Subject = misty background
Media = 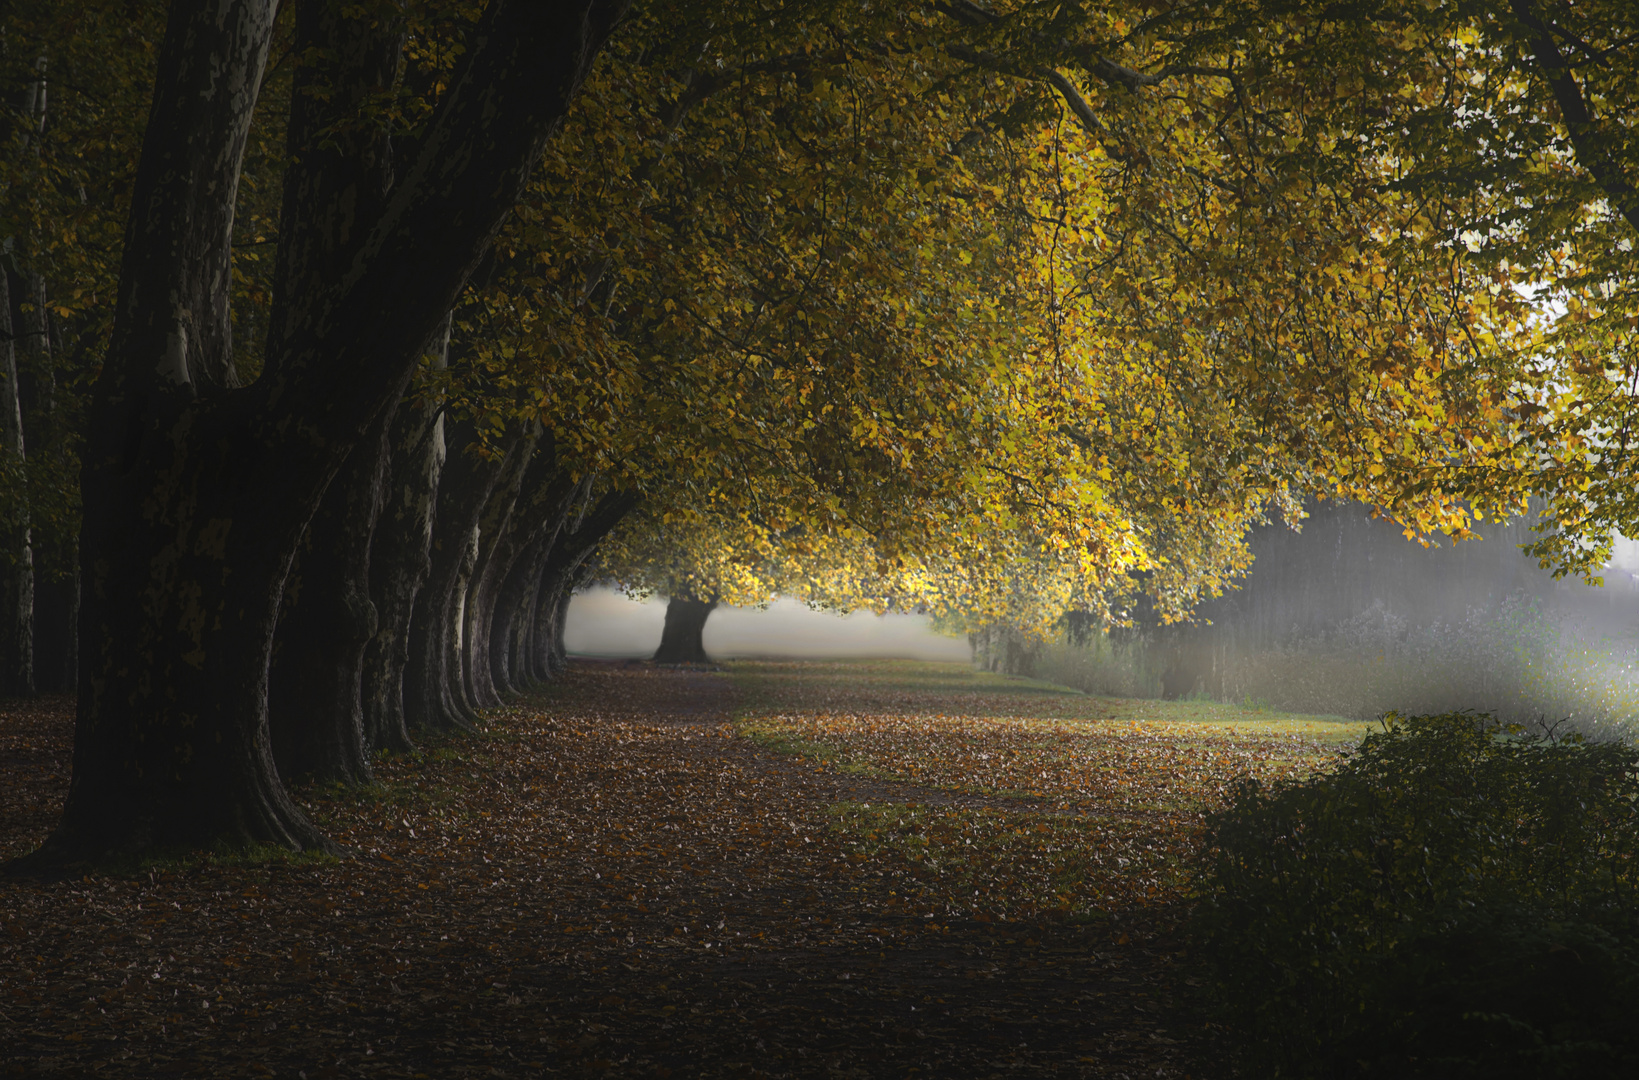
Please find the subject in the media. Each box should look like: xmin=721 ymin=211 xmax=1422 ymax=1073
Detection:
xmin=1029 ymin=502 xmax=1639 ymax=735
xmin=569 ymin=502 xmax=1639 ymax=735
xmin=564 ymin=590 xmax=970 ymax=662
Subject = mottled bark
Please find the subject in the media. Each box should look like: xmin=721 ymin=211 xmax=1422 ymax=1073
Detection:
xmin=654 ymin=595 xmax=718 ymax=665
xmin=0 ymin=269 xmax=31 ymax=699
xmin=403 ymin=421 xmax=518 ymax=733
xmin=493 ymin=533 xmax=557 ymax=693
xmin=267 ymin=401 xmax=396 ymax=785
xmin=249 ymin=0 xmax=401 ymax=777
xmin=22 ymin=0 xmax=627 ymax=868
xmin=360 ymin=329 xmax=449 ymax=756
xmin=530 ymin=567 xmax=570 ymax=682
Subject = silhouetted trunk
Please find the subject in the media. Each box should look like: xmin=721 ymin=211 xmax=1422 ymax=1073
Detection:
xmin=268 ymin=402 xmax=396 ymax=784
xmin=485 ymin=466 xmax=582 ymax=696
xmin=460 ymin=429 xmax=538 ymax=710
xmin=404 ymin=421 xmax=518 ymax=732
xmin=31 ymin=570 xmax=75 ymax=693
xmin=654 ymin=595 xmax=718 ymax=664
xmin=525 ymin=489 xmax=637 ymax=679
xmin=0 ymin=270 xmax=31 ymax=699
xmin=19 ymin=0 xmax=626 ymax=869
xmin=360 ymin=332 xmax=448 ymax=755
xmin=547 ymin=564 xmax=592 ymax=675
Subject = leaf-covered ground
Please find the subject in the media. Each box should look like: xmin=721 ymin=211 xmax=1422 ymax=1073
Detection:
xmin=0 ymin=660 xmax=1361 ymax=1078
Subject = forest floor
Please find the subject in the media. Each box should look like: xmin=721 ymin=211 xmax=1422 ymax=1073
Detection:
xmin=0 ymin=659 xmax=1365 ymax=1079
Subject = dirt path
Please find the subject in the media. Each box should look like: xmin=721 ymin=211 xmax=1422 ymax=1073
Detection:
xmin=0 ymin=662 xmax=1215 ymax=1079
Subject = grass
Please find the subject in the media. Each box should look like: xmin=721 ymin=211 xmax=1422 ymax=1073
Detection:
xmin=726 ymin=658 xmax=1364 ymax=919
xmin=733 ymin=656 xmax=1366 ymax=731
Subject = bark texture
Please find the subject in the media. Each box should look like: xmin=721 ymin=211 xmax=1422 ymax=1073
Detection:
xmin=479 ymin=455 xmax=583 ymax=697
xmin=403 ymin=422 xmax=517 ymax=733
xmin=524 ymin=490 xmax=638 ymax=679
xmin=360 ymin=334 xmax=448 ymax=756
xmin=267 ymin=403 xmax=395 ymax=785
xmin=24 ymin=0 xmax=627 ymax=868
xmin=460 ymin=429 xmax=540 ymax=711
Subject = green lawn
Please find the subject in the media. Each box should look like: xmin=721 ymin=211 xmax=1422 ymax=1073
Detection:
xmin=725 ymin=658 xmax=1366 ymax=918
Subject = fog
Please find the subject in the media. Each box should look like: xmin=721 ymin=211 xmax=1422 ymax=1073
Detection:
xmin=564 ymin=587 xmax=971 ymax=662
xmin=1031 ymin=502 xmax=1639 ymax=736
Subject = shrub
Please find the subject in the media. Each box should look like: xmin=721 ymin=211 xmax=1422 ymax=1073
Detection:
xmin=1193 ymin=712 xmax=1639 ymax=1078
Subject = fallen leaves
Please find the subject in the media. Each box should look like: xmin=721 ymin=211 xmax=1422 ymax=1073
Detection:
xmin=732 ymin=661 xmax=1345 ymax=924
xmin=0 ymin=660 xmax=1279 ymax=1078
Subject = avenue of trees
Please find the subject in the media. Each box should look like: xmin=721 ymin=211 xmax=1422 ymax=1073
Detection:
xmin=0 ymin=0 xmax=1633 ymax=869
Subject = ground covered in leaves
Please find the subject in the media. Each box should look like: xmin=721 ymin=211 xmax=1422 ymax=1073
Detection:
xmin=1 ymin=660 xmax=1362 ymax=1078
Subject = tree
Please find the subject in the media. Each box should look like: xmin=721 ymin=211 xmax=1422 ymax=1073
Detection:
xmin=0 ymin=1 xmax=168 ymax=696
xmin=1224 ymin=0 xmax=1639 ymax=577
xmin=596 ymin=506 xmax=791 ymax=665
xmin=15 ymin=0 xmax=1606 ymax=872
xmin=19 ymin=0 xmax=628 ymax=868
xmin=558 ymin=0 xmax=1552 ymax=671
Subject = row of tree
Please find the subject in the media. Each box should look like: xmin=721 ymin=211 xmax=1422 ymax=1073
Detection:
xmin=0 ymin=0 xmax=1633 ymax=871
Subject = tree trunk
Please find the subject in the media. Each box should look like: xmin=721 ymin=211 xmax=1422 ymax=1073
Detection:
xmin=31 ymin=569 xmax=75 ymax=694
xmin=12 ymin=254 xmax=76 ymax=696
xmin=17 ymin=0 xmax=627 ymax=870
xmin=404 ymin=421 xmax=517 ymax=732
xmin=67 ymin=416 xmax=337 ymax=857
xmin=525 ymin=489 xmax=638 ymax=678
xmin=483 ymin=463 xmax=582 ymax=696
xmin=530 ymin=569 xmax=570 ymax=681
xmin=493 ymin=533 xmax=556 ymax=693
xmin=547 ymin=564 xmax=592 ymax=676
xmin=360 ymin=327 xmax=449 ymax=756
xmin=267 ymin=401 xmax=396 ymax=785
xmin=0 ymin=269 xmax=31 ymax=699
xmin=654 ymin=595 xmax=718 ymax=665
xmin=459 ymin=429 xmax=539 ymax=711
xmin=0 ymin=59 xmax=51 ymax=700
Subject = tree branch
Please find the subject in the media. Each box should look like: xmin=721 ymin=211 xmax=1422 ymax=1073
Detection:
xmin=1511 ymin=0 xmax=1639 ymax=234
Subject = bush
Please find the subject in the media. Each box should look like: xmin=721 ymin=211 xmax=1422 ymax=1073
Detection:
xmin=1193 ymin=712 xmax=1639 ymax=1078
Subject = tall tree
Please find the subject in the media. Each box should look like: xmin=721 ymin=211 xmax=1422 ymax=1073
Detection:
xmin=0 ymin=272 xmax=29 ymax=697
xmin=360 ymin=337 xmax=449 ymax=756
xmin=18 ymin=0 xmax=627 ymax=869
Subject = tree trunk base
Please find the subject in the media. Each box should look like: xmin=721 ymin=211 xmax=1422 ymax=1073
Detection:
xmin=652 ymin=596 xmax=717 ymax=665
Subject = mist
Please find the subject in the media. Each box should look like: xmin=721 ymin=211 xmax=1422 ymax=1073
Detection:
xmin=564 ymin=587 xmax=970 ymax=662
xmin=1028 ymin=501 xmax=1639 ymax=736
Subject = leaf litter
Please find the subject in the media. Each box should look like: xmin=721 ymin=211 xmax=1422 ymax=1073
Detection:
xmin=0 ymin=659 xmax=1349 ymax=1077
